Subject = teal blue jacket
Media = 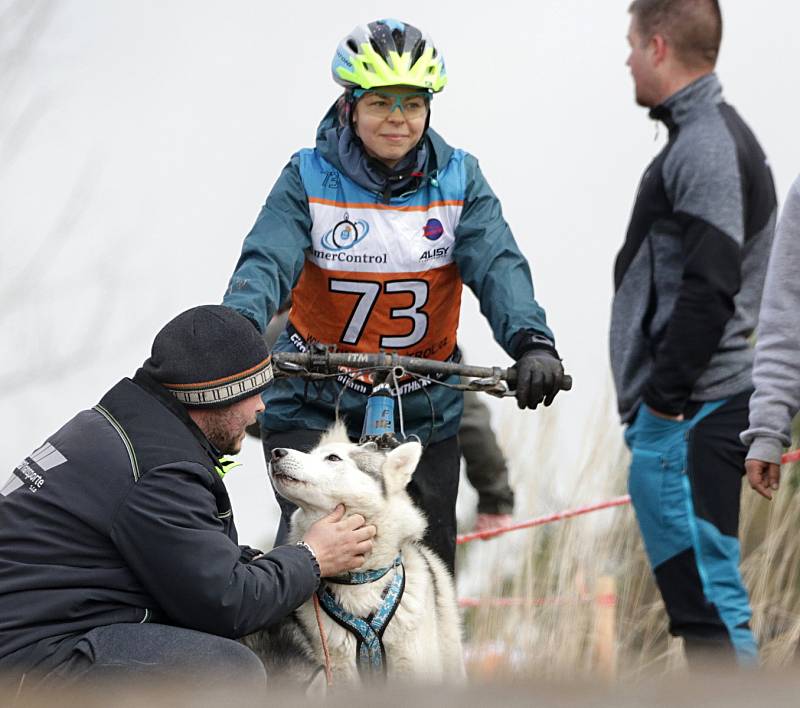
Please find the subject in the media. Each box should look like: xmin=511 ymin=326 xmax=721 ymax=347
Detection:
xmin=223 ymin=106 xmax=555 ymax=442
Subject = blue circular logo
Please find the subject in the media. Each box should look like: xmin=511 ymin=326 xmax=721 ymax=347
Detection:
xmin=321 ymin=217 xmax=370 ymax=251
xmin=423 ymin=218 xmax=444 ymax=241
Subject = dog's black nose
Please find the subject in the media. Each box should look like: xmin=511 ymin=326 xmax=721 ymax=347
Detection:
xmin=271 ymin=448 xmax=289 ymax=461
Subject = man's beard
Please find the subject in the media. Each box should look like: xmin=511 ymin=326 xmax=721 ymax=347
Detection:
xmin=202 ymin=407 xmax=247 ymax=455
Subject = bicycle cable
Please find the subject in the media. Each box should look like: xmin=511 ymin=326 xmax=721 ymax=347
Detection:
xmin=390 ymin=367 xmax=406 ymax=441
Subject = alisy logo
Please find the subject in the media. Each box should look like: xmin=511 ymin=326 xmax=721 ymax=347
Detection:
xmin=321 ymin=212 xmax=370 ymax=252
xmin=423 ymin=218 xmax=444 ymax=241
xmin=420 ymin=245 xmax=450 ymax=262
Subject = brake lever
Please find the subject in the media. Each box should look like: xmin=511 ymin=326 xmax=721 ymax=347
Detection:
xmin=465 ymin=376 xmax=511 ymax=398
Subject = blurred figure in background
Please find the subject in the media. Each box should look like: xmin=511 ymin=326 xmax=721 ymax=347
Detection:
xmin=611 ymin=0 xmax=776 ymax=666
xmin=460 ymin=389 xmax=514 ymax=532
xmin=742 ymin=176 xmax=800 ymax=500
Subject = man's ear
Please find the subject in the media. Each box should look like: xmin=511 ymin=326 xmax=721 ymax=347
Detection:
xmin=651 ymin=33 xmax=668 ymax=65
xmin=382 ymin=441 xmax=422 ymax=494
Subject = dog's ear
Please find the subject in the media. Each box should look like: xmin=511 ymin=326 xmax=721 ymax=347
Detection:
xmin=382 ymin=441 xmax=422 ymax=494
xmin=359 ymin=441 xmax=379 ymax=452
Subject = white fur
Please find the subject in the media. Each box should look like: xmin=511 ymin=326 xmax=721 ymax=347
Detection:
xmin=269 ymin=425 xmax=465 ymax=685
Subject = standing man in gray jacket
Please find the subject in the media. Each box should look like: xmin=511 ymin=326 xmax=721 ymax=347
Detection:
xmin=611 ymin=0 xmax=776 ymax=665
xmin=742 ymin=176 xmax=800 ymax=499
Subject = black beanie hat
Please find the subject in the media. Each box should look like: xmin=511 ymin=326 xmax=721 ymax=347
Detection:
xmin=142 ymin=305 xmax=273 ymax=408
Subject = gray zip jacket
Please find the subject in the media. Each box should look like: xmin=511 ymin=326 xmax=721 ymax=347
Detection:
xmin=611 ymin=74 xmax=776 ymax=422
xmin=742 ymin=176 xmax=800 ymax=463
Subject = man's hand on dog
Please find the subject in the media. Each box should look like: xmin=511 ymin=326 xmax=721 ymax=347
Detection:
xmin=304 ymin=504 xmax=377 ymax=576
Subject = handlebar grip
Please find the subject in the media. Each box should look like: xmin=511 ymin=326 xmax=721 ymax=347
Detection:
xmin=505 ymin=369 xmax=573 ymax=392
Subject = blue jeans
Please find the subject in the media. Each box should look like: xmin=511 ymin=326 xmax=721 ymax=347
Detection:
xmin=625 ymin=391 xmax=757 ymax=665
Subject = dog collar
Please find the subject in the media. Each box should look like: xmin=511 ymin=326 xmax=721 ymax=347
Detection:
xmin=326 ymin=553 xmax=402 ymax=585
xmin=317 ymin=557 xmax=405 ymax=677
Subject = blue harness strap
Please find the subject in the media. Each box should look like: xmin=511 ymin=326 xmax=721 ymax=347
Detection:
xmin=326 ymin=557 xmax=397 ymax=585
xmin=318 ymin=555 xmax=405 ymax=677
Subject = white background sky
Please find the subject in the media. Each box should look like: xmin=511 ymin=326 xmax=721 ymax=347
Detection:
xmin=2 ymin=1 xmax=799 ymax=546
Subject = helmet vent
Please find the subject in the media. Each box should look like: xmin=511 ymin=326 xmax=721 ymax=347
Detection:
xmin=391 ymin=28 xmax=405 ymax=54
xmin=410 ymin=40 xmax=425 ymax=65
xmin=347 ymin=38 xmax=359 ymax=53
xmin=369 ymin=38 xmax=383 ymax=57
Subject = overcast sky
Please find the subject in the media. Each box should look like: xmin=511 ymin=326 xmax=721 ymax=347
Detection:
xmin=2 ymin=0 xmax=799 ymax=545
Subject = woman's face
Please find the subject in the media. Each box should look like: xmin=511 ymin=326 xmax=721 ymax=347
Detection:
xmin=352 ymin=86 xmax=429 ymax=168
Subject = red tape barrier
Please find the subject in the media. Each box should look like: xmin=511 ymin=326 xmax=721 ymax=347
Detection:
xmin=457 ymin=448 xmax=800 ymax=546
xmin=456 ymin=496 xmax=631 ymax=545
xmin=782 ymin=449 xmax=800 ymax=464
xmin=457 ymin=449 xmax=800 ymax=611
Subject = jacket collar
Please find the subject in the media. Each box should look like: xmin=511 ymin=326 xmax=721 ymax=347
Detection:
xmin=649 ymin=72 xmax=722 ymax=131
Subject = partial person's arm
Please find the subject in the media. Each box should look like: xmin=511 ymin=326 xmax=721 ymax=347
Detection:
xmin=643 ymin=129 xmax=745 ymax=415
xmin=459 ymin=389 xmax=514 ymax=515
xmin=222 ymin=158 xmax=312 ymax=332
xmin=111 ymin=462 xmax=320 ymax=638
xmin=111 ymin=461 xmax=375 ymax=636
xmin=453 ymin=156 xmax=564 ymax=408
xmin=742 ymin=177 xmax=800 ymax=495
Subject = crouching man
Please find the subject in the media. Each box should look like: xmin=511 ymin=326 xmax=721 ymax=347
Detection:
xmin=0 ymin=305 xmax=375 ymax=690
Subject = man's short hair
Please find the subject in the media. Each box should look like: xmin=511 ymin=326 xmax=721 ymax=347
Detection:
xmin=629 ymin=0 xmax=722 ymax=69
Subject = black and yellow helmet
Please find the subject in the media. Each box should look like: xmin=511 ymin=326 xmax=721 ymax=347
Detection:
xmin=332 ymin=19 xmax=447 ymax=93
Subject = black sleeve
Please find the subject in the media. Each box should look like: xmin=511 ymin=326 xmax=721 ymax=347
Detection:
xmin=239 ymin=545 xmax=265 ymax=563
xmin=111 ymin=462 xmax=319 ymax=638
xmin=643 ymin=213 xmax=741 ymax=414
xmin=459 ymin=390 xmax=514 ymax=514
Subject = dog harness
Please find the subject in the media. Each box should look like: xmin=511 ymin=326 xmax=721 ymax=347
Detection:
xmin=317 ymin=554 xmax=405 ymax=677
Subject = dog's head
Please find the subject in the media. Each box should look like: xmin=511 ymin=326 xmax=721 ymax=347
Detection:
xmin=269 ymin=425 xmax=422 ymax=520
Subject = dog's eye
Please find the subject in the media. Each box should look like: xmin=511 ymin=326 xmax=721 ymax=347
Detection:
xmin=325 ymin=454 xmax=342 ymax=462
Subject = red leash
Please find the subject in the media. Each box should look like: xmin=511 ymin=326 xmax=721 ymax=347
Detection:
xmin=312 ymin=592 xmax=333 ymax=687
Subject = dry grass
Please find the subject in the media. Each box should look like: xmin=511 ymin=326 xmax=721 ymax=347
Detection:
xmin=458 ymin=396 xmax=800 ymax=682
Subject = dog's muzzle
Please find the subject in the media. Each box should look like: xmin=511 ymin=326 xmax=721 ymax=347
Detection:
xmin=269 ymin=450 xmax=303 ymax=486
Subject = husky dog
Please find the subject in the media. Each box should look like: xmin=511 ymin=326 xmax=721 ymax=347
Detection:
xmin=247 ymin=425 xmax=465 ymax=686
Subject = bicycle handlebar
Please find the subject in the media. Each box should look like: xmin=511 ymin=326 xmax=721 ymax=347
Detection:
xmin=271 ymin=350 xmax=573 ymax=394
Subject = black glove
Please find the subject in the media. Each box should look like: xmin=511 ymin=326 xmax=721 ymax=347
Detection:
xmin=511 ymin=350 xmax=564 ymax=410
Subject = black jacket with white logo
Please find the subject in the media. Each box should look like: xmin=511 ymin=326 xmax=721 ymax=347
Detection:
xmin=0 ymin=371 xmax=318 ymax=673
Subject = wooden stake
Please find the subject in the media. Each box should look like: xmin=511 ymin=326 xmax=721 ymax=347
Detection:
xmin=593 ymin=575 xmax=618 ymax=679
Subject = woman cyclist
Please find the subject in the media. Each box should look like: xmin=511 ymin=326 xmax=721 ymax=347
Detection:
xmin=222 ymin=18 xmax=565 ymax=572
